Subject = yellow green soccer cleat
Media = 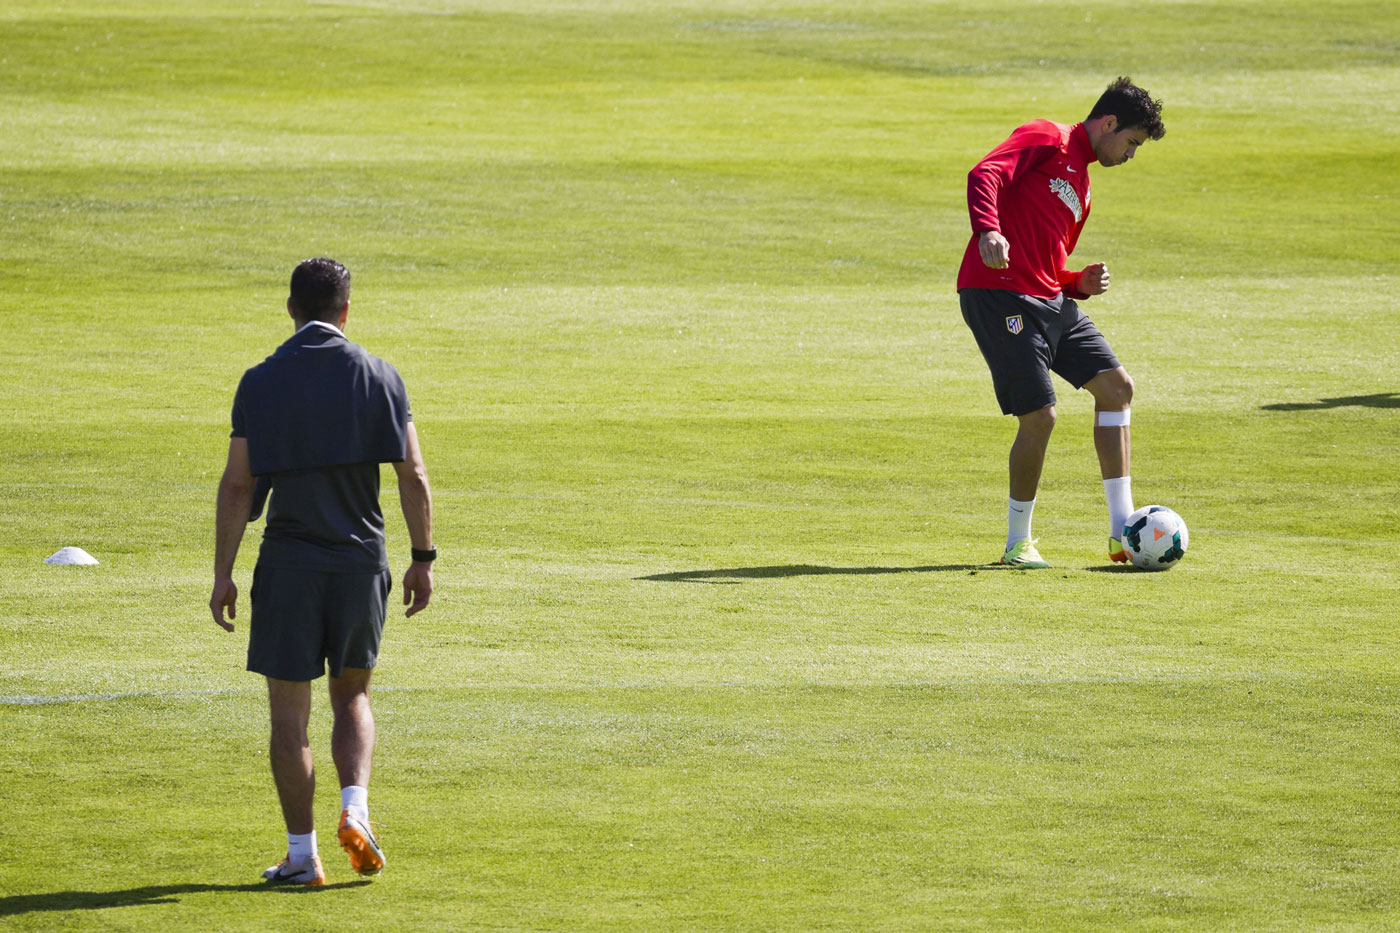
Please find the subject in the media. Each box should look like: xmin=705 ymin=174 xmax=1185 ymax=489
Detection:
xmin=999 ymin=538 xmax=1050 ymax=568
xmin=1108 ymin=537 xmax=1130 ymax=564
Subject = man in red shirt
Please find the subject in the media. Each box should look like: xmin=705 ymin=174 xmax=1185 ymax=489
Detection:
xmin=958 ymin=77 xmax=1165 ymax=568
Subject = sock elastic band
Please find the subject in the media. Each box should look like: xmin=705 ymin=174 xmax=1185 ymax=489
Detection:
xmin=288 ymin=831 xmax=317 ymax=861
xmin=342 ymin=784 xmax=369 ymax=821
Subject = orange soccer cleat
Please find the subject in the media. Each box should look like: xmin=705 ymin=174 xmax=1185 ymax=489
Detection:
xmin=338 ymin=809 xmax=386 ymax=877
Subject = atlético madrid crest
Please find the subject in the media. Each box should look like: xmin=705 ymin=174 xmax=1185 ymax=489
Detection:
xmin=1006 ymin=314 xmax=1024 ymax=335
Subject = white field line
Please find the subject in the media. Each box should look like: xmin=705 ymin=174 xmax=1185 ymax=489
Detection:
xmin=0 ymin=673 xmax=1322 ymax=706
xmin=0 ymin=688 xmax=245 ymax=706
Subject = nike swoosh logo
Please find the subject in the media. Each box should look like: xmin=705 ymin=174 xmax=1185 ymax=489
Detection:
xmin=1066 ymin=167 xmax=1077 ymax=172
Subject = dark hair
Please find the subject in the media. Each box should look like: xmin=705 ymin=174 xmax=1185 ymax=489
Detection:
xmin=288 ymin=258 xmax=351 ymax=322
xmin=1088 ymin=77 xmax=1165 ymax=140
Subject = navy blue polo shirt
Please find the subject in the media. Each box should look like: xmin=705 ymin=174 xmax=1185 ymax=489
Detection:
xmin=231 ymin=321 xmax=411 ymax=573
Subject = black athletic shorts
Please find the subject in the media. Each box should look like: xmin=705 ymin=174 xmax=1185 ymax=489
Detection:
xmin=959 ymin=288 xmax=1120 ymax=416
xmin=246 ymin=563 xmax=393 ymax=682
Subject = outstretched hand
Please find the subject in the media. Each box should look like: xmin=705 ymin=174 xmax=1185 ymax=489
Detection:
xmin=1080 ymin=262 xmax=1110 ymax=295
xmin=403 ymin=562 xmax=434 ymax=617
xmin=210 ymin=577 xmax=237 ymax=632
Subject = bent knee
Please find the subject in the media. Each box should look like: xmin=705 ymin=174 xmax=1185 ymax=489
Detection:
xmin=1118 ymin=371 xmax=1135 ymax=407
xmin=1094 ymin=369 xmax=1134 ymax=410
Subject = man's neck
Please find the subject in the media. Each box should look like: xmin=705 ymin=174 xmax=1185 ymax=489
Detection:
xmin=294 ymin=319 xmax=342 ymax=335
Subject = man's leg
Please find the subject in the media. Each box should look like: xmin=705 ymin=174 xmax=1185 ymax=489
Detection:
xmin=329 ymin=667 xmax=374 ymax=790
xmin=261 ymin=677 xmax=326 ymax=884
xmin=1085 ymin=366 xmax=1135 ymax=558
xmin=267 ymin=677 xmax=315 ymax=835
xmin=1009 ymin=403 xmax=1056 ymax=502
xmin=1086 ymin=366 xmax=1133 ymax=478
xmin=1001 ymin=404 xmax=1055 ymax=567
xmin=330 ymin=667 xmax=385 ymax=875
xmin=959 ymin=289 xmax=1057 ymax=566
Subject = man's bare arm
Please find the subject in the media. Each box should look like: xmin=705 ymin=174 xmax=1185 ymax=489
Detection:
xmin=211 ymin=437 xmax=255 ymax=631
xmin=392 ymin=422 xmax=434 ymax=617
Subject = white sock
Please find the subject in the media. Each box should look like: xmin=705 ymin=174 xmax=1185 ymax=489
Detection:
xmin=342 ymin=785 xmax=369 ymax=823
xmin=288 ymin=830 xmax=317 ymax=861
xmin=1104 ymin=476 xmax=1133 ymax=539
xmin=1007 ymin=497 xmax=1035 ymax=550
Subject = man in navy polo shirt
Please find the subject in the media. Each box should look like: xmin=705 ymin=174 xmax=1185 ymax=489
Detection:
xmin=211 ymin=258 xmax=436 ymax=884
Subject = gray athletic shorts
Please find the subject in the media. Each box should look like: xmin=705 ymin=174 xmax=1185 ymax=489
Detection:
xmin=960 ymin=288 xmax=1120 ymax=416
xmin=247 ymin=563 xmax=392 ymax=682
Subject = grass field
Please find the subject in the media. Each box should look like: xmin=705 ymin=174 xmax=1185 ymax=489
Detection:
xmin=2 ymin=0 xmax=1399 ymax=928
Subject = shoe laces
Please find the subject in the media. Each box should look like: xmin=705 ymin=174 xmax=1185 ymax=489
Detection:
xmin=356 ymin=819 xmax=387 ymax=842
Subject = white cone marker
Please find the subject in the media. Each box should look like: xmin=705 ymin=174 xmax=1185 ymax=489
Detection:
xmin=44 ymin=547 xmax=99 ymax=565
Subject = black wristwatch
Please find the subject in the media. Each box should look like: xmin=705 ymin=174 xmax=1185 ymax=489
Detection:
xmin=411 ymin=547 xmax=437 ymax=563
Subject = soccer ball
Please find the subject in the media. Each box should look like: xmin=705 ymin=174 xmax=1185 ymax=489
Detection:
xmin=1121 ymin=505 xmax=1189 ymax=571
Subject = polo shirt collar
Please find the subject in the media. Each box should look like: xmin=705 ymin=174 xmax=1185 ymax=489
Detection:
xmin=295 ymin=320 xmax=343 ymax=337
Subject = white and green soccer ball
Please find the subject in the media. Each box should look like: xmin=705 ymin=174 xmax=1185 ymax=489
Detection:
xmin=1122 ymin=505 xmax=1189 ymax=571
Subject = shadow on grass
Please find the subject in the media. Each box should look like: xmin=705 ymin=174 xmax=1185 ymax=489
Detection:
xmin=0 ymin=881 xmax=373 ymax=915
xmin=638 ymin=563 xmax=990 ymax=583
xmin=1262 ymin=392 xmax=1400 ymax=411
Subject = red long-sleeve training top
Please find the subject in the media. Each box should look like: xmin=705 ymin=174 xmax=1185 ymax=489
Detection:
xmin=956 ymin=120 xmax=1096 ymax=300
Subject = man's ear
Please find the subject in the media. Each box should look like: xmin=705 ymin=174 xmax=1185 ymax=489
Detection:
xmin=1102 ymin=114 xmax=1118 ymax=134
xmin=337 ymin=301 xmax=349 ymax=330
xmin=287 ymin=297 xmax=298 ymax=321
